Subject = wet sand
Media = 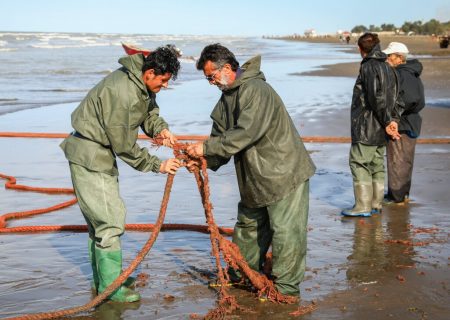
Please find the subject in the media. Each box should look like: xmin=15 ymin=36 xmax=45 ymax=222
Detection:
xmin=296 ymin=58 xmax=450 ymax=101
xmin=1 ymin=140 xmax=448 ymax=320
xmin=296 ymin=98 xmax=450 ymax=138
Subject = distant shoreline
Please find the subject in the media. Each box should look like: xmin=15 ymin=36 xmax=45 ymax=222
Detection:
xmin=269 ymin=35 xmax=450 ymax=57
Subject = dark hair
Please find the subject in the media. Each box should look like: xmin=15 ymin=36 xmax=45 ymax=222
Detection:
xmin=196 ymin=43 xmax=239 ymax=71
xmin=142 ymin=46 xmax=180 ymax=80
xmin=357 ymin=32 xmax=380 ymax=54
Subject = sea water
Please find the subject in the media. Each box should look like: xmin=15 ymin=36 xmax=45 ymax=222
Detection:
xmin=0 ymin=31 xmax=359 ymax=133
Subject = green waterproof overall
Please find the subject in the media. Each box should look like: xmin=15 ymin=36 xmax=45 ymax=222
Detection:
xmin=232 ymin=180 xmax=309 ymax=296
xmin=69 ymin=162 xmax=126 ymax=250
xmin=60 ymin=54 xmax=169 ymax=303
xmin=349 ymin=143 xmax=385 ymax=184
xmin=69 ymin=162 xmax=139 ymax=302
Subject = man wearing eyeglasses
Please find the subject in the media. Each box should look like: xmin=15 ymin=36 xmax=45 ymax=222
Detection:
xmin=186 ymin=44 xmax=316 ymax=299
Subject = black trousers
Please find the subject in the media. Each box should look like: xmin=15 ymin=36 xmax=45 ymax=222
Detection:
xmin=386 ymin=134 xmax=417 ymax=202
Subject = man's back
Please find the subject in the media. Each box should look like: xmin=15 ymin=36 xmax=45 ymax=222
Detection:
xmin=396 ymin=59 xmax=425 ymax=136
xmin=351 ymin=45 xmax=398 ymax=146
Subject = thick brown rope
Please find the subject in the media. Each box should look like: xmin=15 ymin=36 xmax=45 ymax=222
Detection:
xmin=189 ymin=157 xmax=298 ymax=319
xmin=0 ymin=173 xmax=232 ymax=235
xmin=1 ymin=143 xmax=238 ymax=319
xmin=1 ymin=132 xmax=449 ymax=144
xmin=0 ymin=223 xmax=232 ymax=235
xmin=193 ymin=166 xmax=239 ymax=318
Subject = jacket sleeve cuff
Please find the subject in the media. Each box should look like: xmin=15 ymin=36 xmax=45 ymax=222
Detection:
xmin=203 ymin=137 xmax=220 ymax=156
xmin=154 ymin=124 xmax=169 ymax=136
xmin=203 ymin=140 xmax=209 ymax=156
xmin=150 ymin=158 xmax=162 ymax=173
xmin=206 ymin=156 xmax=221 ymax=170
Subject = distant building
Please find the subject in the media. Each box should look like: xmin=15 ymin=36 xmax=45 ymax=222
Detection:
xmin=304 ymin=29 xmax=317 ymax=37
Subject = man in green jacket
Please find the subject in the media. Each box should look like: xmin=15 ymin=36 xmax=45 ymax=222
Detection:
xmin=186 ymin=44 xmax=316 ymax=298
xmin=60 ymin=46 xmax=181 ymax=302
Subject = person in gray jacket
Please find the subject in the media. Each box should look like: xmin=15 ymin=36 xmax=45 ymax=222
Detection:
xmin=383 ymin=42 xmax=425 ymax=203
xmin=60 ymin=46 xmax=181 ymax=302
xmin=186 ymin=44 xmax=316 ymax=298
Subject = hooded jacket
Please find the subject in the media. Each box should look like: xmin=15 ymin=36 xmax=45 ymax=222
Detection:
xmin=351 ymin=44 xmax=400 ymax=145
xmin=396 ymin=59 xmax=425 ymax=137
xmin=203 ymin=56 xmax=316 ymax=208
xmin=60 ymin=54 xmax=168 ymax=175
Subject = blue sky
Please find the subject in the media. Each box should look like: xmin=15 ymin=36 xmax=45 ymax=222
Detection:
xmin=1 ymin=0 xmax=449 ymax=36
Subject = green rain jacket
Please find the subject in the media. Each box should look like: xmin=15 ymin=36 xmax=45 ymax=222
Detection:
xmin=204 ymin=56 xmax=316 ymax=208
xmin=60 ymin=54 xmax=168 ymax=176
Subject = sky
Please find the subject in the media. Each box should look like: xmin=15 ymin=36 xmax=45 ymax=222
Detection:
xmin=1 ymin=0 xmax=449 ymax=36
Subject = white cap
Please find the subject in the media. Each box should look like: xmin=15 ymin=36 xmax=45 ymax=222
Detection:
xmin=382 ymin=42 xmax=409 ymax=56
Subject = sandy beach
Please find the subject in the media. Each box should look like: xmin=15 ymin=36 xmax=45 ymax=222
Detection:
xmin=0 ymin=34 xmax=449 ymax=319
xmin=290 ymin=35 xmax=450 ymax=139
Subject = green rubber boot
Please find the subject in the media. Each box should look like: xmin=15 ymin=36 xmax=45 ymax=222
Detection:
xmin=88 ymin=238 xmax=100 ymax=292
xmin=88 ymin=239 xmax=135 ymax=292
xmin=95 ymin=247 xmax=140 ymax=302
xmin=341 ymin=183 xmax=373 ymax=217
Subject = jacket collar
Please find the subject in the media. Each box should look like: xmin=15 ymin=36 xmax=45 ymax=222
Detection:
xmin=222 ymin=55 xmax=266 ymax=92
xmin=118 ymin=54 xmax=148 ymax=95
xmin=362 ymin=44 xmax=387 ymax=63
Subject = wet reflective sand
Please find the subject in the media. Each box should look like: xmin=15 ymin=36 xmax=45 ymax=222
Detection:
xmin=1 ymin=138 xmax=448 ymax=319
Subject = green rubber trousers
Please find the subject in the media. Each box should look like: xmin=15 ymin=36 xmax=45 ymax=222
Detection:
xmin=69 ymin=162 xmax=126 ymax=251
xmin=232 ymin=180 xmax=310 ymax=296
xmin=349 ymin=143 xmax=385 ymax=184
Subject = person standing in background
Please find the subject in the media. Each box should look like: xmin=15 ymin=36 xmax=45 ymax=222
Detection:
xmin=341 ymin=33 xmax=401 ymax=218
xmin=383 ymin=42 xmax=425 ymax=204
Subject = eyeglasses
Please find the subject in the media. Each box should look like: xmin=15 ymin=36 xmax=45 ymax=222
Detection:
xmin=205 ymin=68 xmax=221 ymax=82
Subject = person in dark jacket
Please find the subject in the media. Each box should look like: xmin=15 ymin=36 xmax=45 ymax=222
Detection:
xmin=60 ymin=46 xmax=181 ymax=302
xmin=341 ymin=33 xmax=401 ymax=217
xmin=383 ymin=42 xmax=425 ymax=203
xmin=186 ymin=44 xmax=316 ymax=298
